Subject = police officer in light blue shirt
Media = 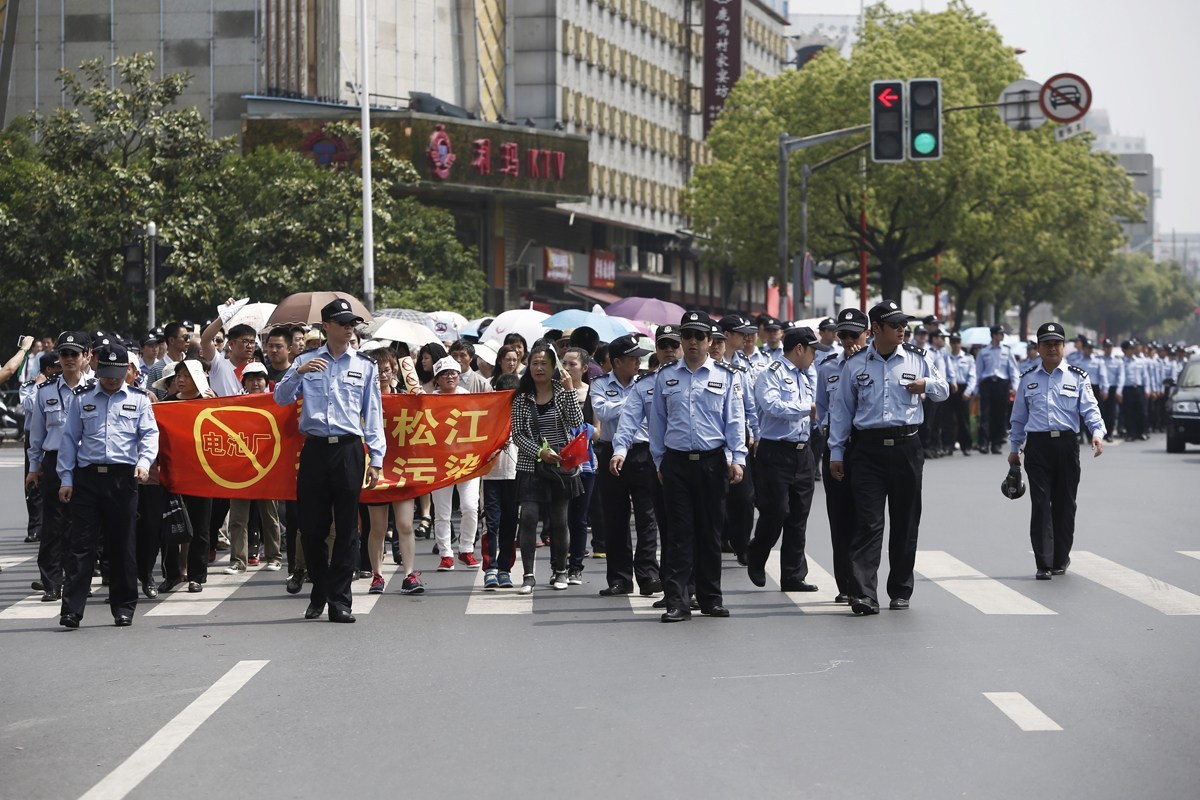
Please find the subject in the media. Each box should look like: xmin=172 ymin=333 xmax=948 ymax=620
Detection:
xmin=649 ymin=312 xmax=746 ymax=622
xmin=759 ymin=317 xmax=785 ymax=364
xmin=947 ymin=332 xmax=977 ymax=457
xmin=1008 ymin=322 xmax=1105 ymax=580
xmin=56 ymin=340 xmax=158 ymax=628
xmin=710 ymin=323 xmax=759 ymax=564
xmin=828 ymin=300 xmax=949 ymax=615
xmin=1119 ymin=339 xmax=1149 ymax=439
xmin=275 ymin=298 xmax=385 ymax=624
xmin=975 ymin=326 xmax=1020 ymax=453
xmin=745 ymin=325 xmax=830 ymax=594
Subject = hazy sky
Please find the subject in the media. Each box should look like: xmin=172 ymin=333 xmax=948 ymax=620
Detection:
xmin=812 ymin=0 xmax=1197 ymax=232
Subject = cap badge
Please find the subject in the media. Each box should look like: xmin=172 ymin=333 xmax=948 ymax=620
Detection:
xmin=689 ymin=313 xmax=697 ymax=320
xmin=109 ymin=354 xmax=117 ymax=361
xmin=888 ymin=302 xmax=897 ymax=309
xmin=842 ymin=311 xmax=851 ymax=319
xmin=341 ymin=302 xmax=349 ymax=310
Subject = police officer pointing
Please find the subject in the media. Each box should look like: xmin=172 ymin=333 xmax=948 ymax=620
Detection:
xmin=828 ymin=301 xmax=949 ymax=615
xmin=274 ymin=299 xmax=386 ymax=623
xmin=1008 ymin=323 xmax=1105 ymax=580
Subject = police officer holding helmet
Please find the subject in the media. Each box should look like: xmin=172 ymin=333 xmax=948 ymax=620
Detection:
xmin=828 ymin=300 xmax=949 ymax=615
xmin=1008 ymin=322 xmax=1105 ymax=580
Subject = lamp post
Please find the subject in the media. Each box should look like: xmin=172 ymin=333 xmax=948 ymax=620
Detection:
xmin=359 ymin=0 xmax=375 ymax=312
xmin=146 ymin=221 xmax=157 ymax=329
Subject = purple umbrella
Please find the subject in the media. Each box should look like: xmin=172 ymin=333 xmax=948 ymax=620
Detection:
xmin=604 ymin=296 xmax=686 ymax=326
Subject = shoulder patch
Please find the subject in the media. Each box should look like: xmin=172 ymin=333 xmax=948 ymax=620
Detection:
xmin=769 ymin=361 xmax=782 ymax=371
xmin=1020 ymin=365 xmax=1039 ymax=377
xmin=818 ymin=353 xmax=839 ymax=366
xmin=847 ymin=347 xmax=868 ymax=360
xmin=72 ymin=379 xmax=96 ymax=396
xmin=713 ymin=361 xmax=735 ymax=373
xmin=20 ymin=378 xmax=37 ymax=389
xmin=902 ymin=342 xmax=926 ymax=357
xmin=1067 ymin=364 xmax=1088 ymax=379
xmin=724 ymin=360 xmax=745 ymax=372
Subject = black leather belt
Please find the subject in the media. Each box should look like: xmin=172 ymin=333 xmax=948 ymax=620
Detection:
xmin=665 ymin=446 xmax=724 ymax=461
xmin=1027 ymin=431 xmax=1074 ymax=440
xmin=851 ymin=425 xmax=918 ymax=446
xmin=760 ymin=438 xmax=808 ymax=450
xmin=306 ymin=434 xmax=361 ymax=444
xmin=79 ymin=463 xmax=134 ymax=475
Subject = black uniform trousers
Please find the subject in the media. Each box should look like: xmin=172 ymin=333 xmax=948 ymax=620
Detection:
xmin=162 ymin=495 xmax=212 ymax=584
xmin=820 ymin=440 xmax=855 ymax=596
xmin=1023 ymin=432 xmax=1080 ymax=572
xmin=135 ymin=484 xmax=166 ymax=586
xmin=847 ymin=430 xmax=923 ymax=603
xmin=949 ymin=386 xmax=973 ymax=453
xmin=979 ymin=378 xmax=1010 ymax=449
xmin=660 ymin=448 xmax=727 ymax=613
xmin=920 ymin=398 xmax=940 ymax=454
xmin=594 ymin=442 xmax=661 ymax=592
xmin=1122 ymin=386 xmax=1146 ymax=439
xmin=298 ymin=436 xmax=365 ymax=615
xmin=748 ymin=440 xmax=815 ymax=584
xmin=61 ymin=465 xmax=139 ymax=620
xmin=1102 ymin=386 xmax=1118 ymax=438
xmin=724 ymin=444 xmax=755 ymax=557
xmin=24 ymin=435 xmax=42 ymax=541
xmin=36 ymin=451 xmax=67 ymax=592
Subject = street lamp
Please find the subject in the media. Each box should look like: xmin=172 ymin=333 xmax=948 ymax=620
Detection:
xmin=146 ymin=221 xmax=157 ymax=329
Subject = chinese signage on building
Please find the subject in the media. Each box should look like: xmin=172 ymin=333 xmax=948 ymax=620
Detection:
xmin=703 ymin=0 xmax=743 ymax=136
xmin=589 ymin=249 xmax=617 ymax=289
xmin=544 ymin=248 xmax=573 ymax=284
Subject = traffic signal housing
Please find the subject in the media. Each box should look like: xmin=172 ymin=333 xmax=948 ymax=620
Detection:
xmin=152 ymin=243 xmax=176 ymax=287
xmin=907 ymin=78 xmax=942 ymax=161
xmin=123 ymin=243 xmax=144 ymax=285
xmin=871 ymin=80 xmax=905 ymax=163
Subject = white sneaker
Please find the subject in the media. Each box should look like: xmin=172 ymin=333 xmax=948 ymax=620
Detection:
xmin=550 ymin=571 xmax=568 ymax=590
xmin=263 ymin=560 xmax=282 ymax=572
xmin=223 ymin=565 xmax=243 ymax=575
xmin=518 ymin=574 xmax=535 ymax=595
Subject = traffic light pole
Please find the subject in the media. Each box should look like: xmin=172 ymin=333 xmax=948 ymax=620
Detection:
xmin=146 ymin=222 xmax=157 ymax=330
xmin=778 ymin=126 xmax=867 ymax=319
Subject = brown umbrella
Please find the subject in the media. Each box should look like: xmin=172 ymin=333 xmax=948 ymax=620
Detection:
xmin=266 ymin=291 xmax=374 ymax=326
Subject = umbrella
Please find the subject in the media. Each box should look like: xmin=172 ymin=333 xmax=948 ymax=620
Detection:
xmin=604 ymin=296 xmax=686 ymax=326
xmin=374 ymin=308 xmax=435 ymax=330
xmin=267 ymin=291 xmax=373 ymax=326
xmin=223 ymin=302 xmax=276 ymax=334
xmin=480 ymin=308 xmax=550 ymax=348
xmin=611 ymin=315 xmax=652 ymax=337
xmin=429 ymin=310 xmax=469 ymax=336
xmin=363 ymin=317 xmax=440 ymax=348
xmin=541 ymin=308 xmax=630 ymax=343
xmin=460 ymin=317 xmax=494 ymax=340
xmin=957 ymin=327 xmax=993 ymax=347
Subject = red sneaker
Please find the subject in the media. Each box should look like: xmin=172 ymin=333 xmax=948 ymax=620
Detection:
xmin=458 ymin=552 xmax=480 ymax=568
xmin=368 ymin=574 xmax=385 ymax=594
xmin=437 ymin=556 xmax=455 ymax=571
xmin=248 ymin=555 xmax=260 ymax=567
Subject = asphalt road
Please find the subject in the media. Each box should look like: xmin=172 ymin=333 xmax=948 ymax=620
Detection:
xmin=1 ymin=435 xmax=1198 ymax=800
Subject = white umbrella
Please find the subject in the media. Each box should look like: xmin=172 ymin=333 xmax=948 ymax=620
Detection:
xmin=363 ymin=317 xmax=440 ymax=348
xmin=481 ymin=308 xmax=550 ymax=349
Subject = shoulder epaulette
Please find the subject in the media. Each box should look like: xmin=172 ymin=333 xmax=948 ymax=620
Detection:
xmin=72 ymin=379 xmax=96 ymax=396
xmin=633 ymin=365 xmax=663 ymax=383
xmin=1067 ymin=364 xmax=1088 ymax=379
xmin=769 ymin=360 xmax=782 ymax=371
xmin=38 ymin=375 xmax=61 ymax=391
xmin=847 ymin=347 xmax=868 ymax=359
xmin=20 ymin=378 xmax=37 ymax=389
xmin=818 ymin=352 xmax=839 ymax=366
xmin=1020 ymin=364 xmax=1038 ymax=378
xmin=723 ymin=360 xmax=745 ymax=372
xmin=713 ymin=360 xmax=736 ymax=373
xmin=902 ymin=342 xmax=926 ymax=357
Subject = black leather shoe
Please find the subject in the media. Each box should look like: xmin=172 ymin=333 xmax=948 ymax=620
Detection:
xmin=31 ymin=579 xmax=44 ymax=592
xmin=304 ymin=603 xmax=326 ymax=619
xmin=1051 ymin=558 xmax=1071 ymax=576
xmin=850 ymin=597 xmax=880 ymax=615
xmin=689 ymin=596 xmax=701 ymax=611
xmin=960 ymin=449 xmax=971 ymax=457
xmin=735 ymin=553 xmax=748 ymax=567
xmin=113 ymin=615 xmax=132 ymax=627
xmin=651 ymin=598 xmax=668 ymax=609
xmin=158 ymin=578 xmax=180 ymax=593
xmin=889 ymin=598 xmax=910 ymax=610
xmin=701 ymin=605 xmax=730 ymax=618
xmin=142 ymin=581 xmax=158 ymax=599
xmin=328 ymin=609 xmax=356 ymax=623
xmin=639 ymin=579 xmax=663 ymax=597
xmin=59 ymin=613 xmax=81 ymax=629
xmin=1035 ymin=570 xmax=1052 ymax=580
xmin=24 ymin=534 xmax=39 ymax=543
xmin=747 ymin=563 xmax=767 ymax=587
xmin=780 ymin=580 xmax=819 ymax=593
xmin=990 ymin=445 xmax=1003 ymax=455
xmin=286 ymin=572 xmax=305 ymax=594
xmin=834 ymin=593 xmax=851 ymax=604
xmin=599 ymin=583 xmax=633 ymax=597
xmin=660 ymin=608 xmax=691 ymax=623
xmin=40 ymin=589 xmax=59 ymax=602
xmin=187 ymin=581 xmax=203 ymax=593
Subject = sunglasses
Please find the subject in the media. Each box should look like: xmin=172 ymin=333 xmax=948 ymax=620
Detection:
xmin=837 ymin=330 xmax=862 ymax=340
xmin=884 ymin=322 xmax=908 ymax=331
xmin=680 ymin=330 xmax=708 ymax=341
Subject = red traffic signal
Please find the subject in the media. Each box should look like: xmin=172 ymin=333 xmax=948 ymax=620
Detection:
xmin=871 ymin=81 xmax=905 ymax=163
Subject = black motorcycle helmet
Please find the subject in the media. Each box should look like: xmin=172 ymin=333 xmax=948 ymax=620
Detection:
xmin=1001 ymin=464 xmax=1026 ymax=500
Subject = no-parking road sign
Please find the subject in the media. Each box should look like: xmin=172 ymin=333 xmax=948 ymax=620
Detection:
xmin=1039 ymin=73 xmax=1092 ymax=124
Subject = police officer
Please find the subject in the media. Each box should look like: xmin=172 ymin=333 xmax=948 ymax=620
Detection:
xmin=747 ymin=325 xmax=830 ymax=593
xmin=19 ymin=352 xmax=60 ymax=552
xmin=1098 ymin=339 xmax=1123 ymax=441
xmin=727 ymin=316 xmax=769 ymax=375
xmin=1008 ymin=323 xmax=1105 ymax=580
xmin=274 ymin=299 xmax=386 ymax=623
xmin=817 ymin=317 xmax=843 ymax=356
xmin=975 ymin=325 xmax=1019 ymax=454
xmin=759 ymin=317 xmax=785 ymax=363
xmin=947 ymin=333 xmax=977 ymax=457
xmin=25 ymin=333 xmax=90 ymax=602
xmin=1119 ymin=339 xmax=1149 ymax=440
xmin=1073 ymin=337 xmax=1109 ymax=442
xmin=56 ymin=341 xmax=159 ymax=628
xmin=923 ymin=329 xmax=952 ymax=457
xmin=708 ymin=324 xmax=758 ymax=564
xmin=828 ymin=300 xmax=949 ymax=615
xmin=591 ymin=334 xmax=662 ymax=597
xmin=649 ymin=312 xmax=746 ymax=622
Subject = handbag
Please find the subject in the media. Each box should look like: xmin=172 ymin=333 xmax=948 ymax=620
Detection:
xmin=162 ymin=493 xmax=194 ymax=545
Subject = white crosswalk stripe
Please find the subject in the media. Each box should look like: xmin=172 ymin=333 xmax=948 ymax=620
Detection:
xmin=1178 ymin=551 xmax=1200 ymax=562
xmin=0 ymin=575 xmax=104 ymax=619
xmin=983 ymin=692 xmax=1062 ymax=732
xmin=764 ymin=551 xmax=844 ymax=613
xmin=1068 ymin=551 xmax=1200 ymax=615
xmin=916 ymin=551 xmax=1056 ymax=615
xmin=351 ymin=562 xmax=402 ymax=614
xmin=464 ymin=567 xmax=532 ymax=614
xmin=145 ymin=569 xmax=259 ymax=616
xmin=0 ymin=554 xmax=35 ymax=572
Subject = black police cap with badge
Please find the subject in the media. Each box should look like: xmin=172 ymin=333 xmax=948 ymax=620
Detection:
xmin=1001 ymin=463 xmax=1026 ymax=499
xmin=56 ymin=331 xmax=89 ymax=354
xmin=783 ymin=325 xmax=832 ymax=352
xmin=817 ymin=317 xmax=837 ymax=332
xmin=609 ymin=334 xmax=650 ymax=360
xmin=94 ymin=341 xmax=130 ymax=379
xmin=718 ymin=314 xmax=757 ymax=335
xmin=867 ymin=300 xmax=914 ymax=326
xmin=1036 ymin=322 xmax=1066 ymax=343
xmin=835 ymin=307 xmax=869 ymax=333
xmin=655 ymin=324 xmax=681 ymax=342
xmin=321 ymin=299 xmax=365 ymax=326
xmin=679 ymin=311 xmax=714 ymax=333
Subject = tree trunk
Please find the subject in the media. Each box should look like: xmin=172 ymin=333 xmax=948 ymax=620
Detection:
xmin=1018 ymin=305 xmax=1031 ymax=340
xmin=975 ymin=297 xmax=986 ymax=329
xmin=879 ymin=259 xmax=904 ymax=304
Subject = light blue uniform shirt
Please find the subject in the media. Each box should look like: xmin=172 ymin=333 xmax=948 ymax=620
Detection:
xmin=612 ymin=369 xmax=658 ymax=458
xmin=730 ymin=362 xmax=760 ymax=443
xmin=649 ymin=357 xmax=747 ymax=468
xmin=949 ymin=350 xmax=977 ymax=395
xmin=975 ymin=343 xmax=1019 ymax=389
xmin=813 ymin=352 xmax=843 ymax=428
xmin=761 ymin=344 xmax=785 ymax=365
xmin=57 ymin=382 xmax=159 ymax=487
xmin=827 ymin=343 xmax=950 ymax=461
xmin=1100 ymin=352 xmax=1124 ymax=389
xmin=731 ymin=348 xmax=769 ymax=378
xmin=26 ymin=375 xmax=88 ymax=472
xmin=754 ymin=358 xmax=812 ymax=443
xmin=274 ymin=345 xmax=386 ymax=468
xmin=1122 ymin=355 xmax=1149 ymax=391
xmin=590 ymin=371 xmax=646 ymax=445
xmin=1076 ymin=353 xmax=1109 ymax=388
xmin=1009 ymin=362 xmax=1105 ymax=452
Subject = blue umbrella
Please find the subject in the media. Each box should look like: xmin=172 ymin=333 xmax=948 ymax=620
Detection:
xmin=541 ymin=309 xmax=630 ymax=343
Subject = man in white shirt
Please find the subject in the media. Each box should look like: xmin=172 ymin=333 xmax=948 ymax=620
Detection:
xmin=201 ymin=319 xmax=256 ymax=397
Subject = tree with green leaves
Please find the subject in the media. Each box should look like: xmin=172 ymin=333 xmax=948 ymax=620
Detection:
xmin=1056 ymin=252 xmax=1197 ymax=341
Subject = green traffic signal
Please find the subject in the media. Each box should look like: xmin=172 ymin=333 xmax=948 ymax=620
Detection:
xmin=913 ymin=132 xmax=937 ymax=155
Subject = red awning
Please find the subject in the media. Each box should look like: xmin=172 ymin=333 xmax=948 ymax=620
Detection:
xmin=566 ymin=285 xmax=623 ymax=306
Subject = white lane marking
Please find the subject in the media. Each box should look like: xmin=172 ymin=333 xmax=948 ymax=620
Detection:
xmin=144 ymin=569 xmax=257 ymax=617
xmin=983 ymin=692 xmax=1062 ymax=731
xmin=626 ymin=591 xmax=660 ymax=616
xmin=78 ymin=660 xmax=269 ymax=800
xmin=0 ymin=554 xmax=35 ymax=571
xmin=351 ymin=562 xmax=401 ymax=614
xmin=765 ymin=551 xmax=844 ymax=614
xmin=1178 ymin=551 xmax=1200 ymax=562
xmin=0 ymin=575 xmax=104 ymax=620
xmin=915 ymin=551 xmax=1056 ymax=615
xmin=1070 ymin=551 xmax=1200 ymax=615
xmin=464 ymin=565 xmax=532 ymax=614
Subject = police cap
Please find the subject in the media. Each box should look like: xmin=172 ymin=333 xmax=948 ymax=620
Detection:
xmin=783 ymin=326 xmax=832 ymax=352
xmin=655 ymin=324 xmax=682 ymax=343
xmin=56 ymin=331 xmax=89 ymax=354
xmin=94 ymin=341 xmax=129 ymax=378
xmin=609 ymin=334 xmax=651 ymax=360
xmin=321 ymin=298 xmax=365 ymax=326
xmin=679 ymin=311 xmax=713 ymax=333
xmin=1036 ymin=322 xmax=1067 ymax=343
xmin=817 ymin=317 xmax=837 ymax=332
xmin=710 ymin=324 xmax=726 ymax=341
xmin=762 ymin=316 xmax=784 ymax=331
xmin=835 ymin=308 xmax=869 ymax=333
xmin=719 ymin=314 xmax=757 ymax=335
xmin=868 ymin=300 xmax=913 ymax=326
